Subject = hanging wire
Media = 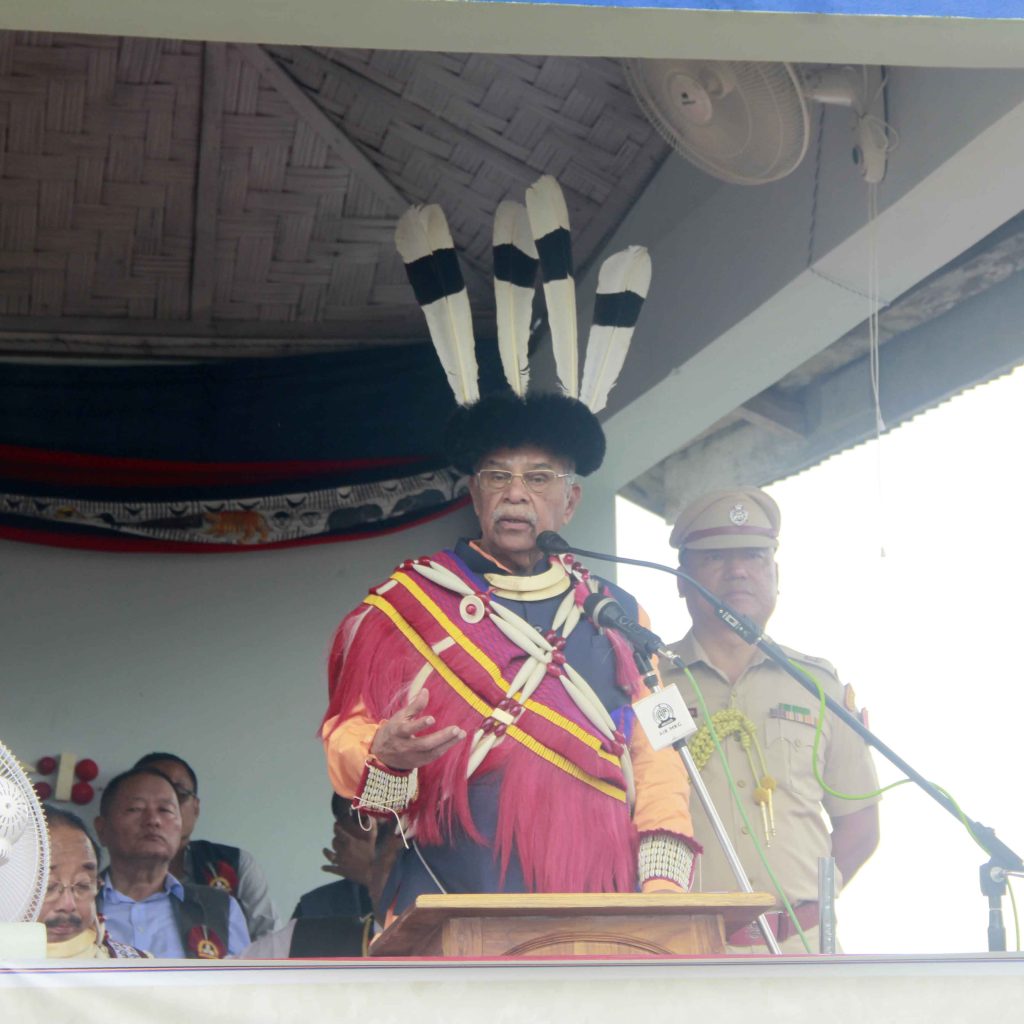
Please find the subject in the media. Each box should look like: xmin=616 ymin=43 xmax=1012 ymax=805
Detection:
xmin=867 ymin=179 xmax=887 ymax=559
xmin=806 ymin=102 xmax=826 ymax=269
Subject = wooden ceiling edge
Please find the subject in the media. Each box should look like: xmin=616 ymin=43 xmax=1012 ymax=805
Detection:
xmin=0 ymin=315 xmax=437 ymax=338
xmin=0 ymin=334 xmax=431 ymax=360
xmin=0 ymin=314 xmax=500 ymax=356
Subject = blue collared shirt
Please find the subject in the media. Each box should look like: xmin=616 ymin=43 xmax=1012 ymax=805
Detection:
xmin=98 ymin=872 xmax=250 ymax=958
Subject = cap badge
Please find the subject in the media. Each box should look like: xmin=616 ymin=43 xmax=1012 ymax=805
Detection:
xmin=729 ymin=503 xmax=749 ymax=526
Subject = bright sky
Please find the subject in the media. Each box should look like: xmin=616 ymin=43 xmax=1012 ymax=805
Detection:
xmin=615 ymin=365 xmax=1024 ymax=955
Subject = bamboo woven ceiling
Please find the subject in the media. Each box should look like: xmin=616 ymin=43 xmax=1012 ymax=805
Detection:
xmin=0 ymin=32 xmax=670 ymax=359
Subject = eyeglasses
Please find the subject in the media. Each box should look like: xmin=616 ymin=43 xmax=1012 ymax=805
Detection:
xmin=475 ymin=469 xmax=574 ymax=494
xmin=45 ymin=880 xmax=97 ymax=902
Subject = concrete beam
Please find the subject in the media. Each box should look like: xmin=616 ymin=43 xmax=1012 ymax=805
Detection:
xmin=5 ymin=3 xmax=1024 ymax=68
xmin=659 ymin=263 xmax=1024 ymax=521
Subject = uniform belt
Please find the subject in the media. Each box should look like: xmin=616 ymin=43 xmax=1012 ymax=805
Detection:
xmin=727 ymin=901 xmax=820 ymax=947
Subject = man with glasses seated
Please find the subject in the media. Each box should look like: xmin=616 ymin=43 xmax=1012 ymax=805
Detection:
xmin=323 ymin=391 xmax=698 ymax=920
xmin=41 ymin=805 xmax=151 ymax=959
xmin=133 ymin=752 xmax=278 ymax=941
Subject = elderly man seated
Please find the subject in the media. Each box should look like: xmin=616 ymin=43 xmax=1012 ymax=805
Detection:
xmin=94 ymin=767 xmax=250 ymax=958
xmin=133 ymin=751 xmax=278 ymax=940
xmin=41 ymin=805 xmax=149 ymax=959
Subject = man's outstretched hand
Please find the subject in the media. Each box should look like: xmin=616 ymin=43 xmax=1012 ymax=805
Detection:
xmin=369 ymin=688 xmax=466 ymax=771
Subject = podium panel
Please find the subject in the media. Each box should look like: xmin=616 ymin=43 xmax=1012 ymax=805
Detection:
xmin=370 ymin=892 xmax=777 ymax=957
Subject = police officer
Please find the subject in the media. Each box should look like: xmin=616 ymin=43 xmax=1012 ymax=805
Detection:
xmin=662 ymin=487 xmax=880 ymax=953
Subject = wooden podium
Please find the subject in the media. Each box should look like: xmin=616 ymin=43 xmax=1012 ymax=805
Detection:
xmin=369 ymin=892 xmax=776 ymax=957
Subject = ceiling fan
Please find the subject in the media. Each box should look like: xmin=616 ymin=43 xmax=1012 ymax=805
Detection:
xmin=623 ymin=60 xmax=889 ymax=186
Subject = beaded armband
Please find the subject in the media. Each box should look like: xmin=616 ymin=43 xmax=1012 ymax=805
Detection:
xmin=352 ymin=756 xmax=417 ymax=819
xmin=638 ymin=832 xmax=699 ymax=892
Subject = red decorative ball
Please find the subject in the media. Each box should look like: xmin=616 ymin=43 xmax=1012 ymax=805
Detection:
xmin=70 ymin=782 xmax=94 ymax=805
xmin=74 ymin=758 xmax=99 ymax=782
xmin=37 ymin=756 xmax=57 ymax=775
xmin=34 ymin=781 xmax=52 ymax=801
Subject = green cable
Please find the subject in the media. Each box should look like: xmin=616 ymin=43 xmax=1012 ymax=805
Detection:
xmin=790 ymin=658 xmax=994 ymax=855
xmin=1009 ymin=875 xmax=1021 ymax=952
xmin=685 ymin=665 xmax=811 ymax=954
xmin=689 ymin=655 xmax=1010 ymax=951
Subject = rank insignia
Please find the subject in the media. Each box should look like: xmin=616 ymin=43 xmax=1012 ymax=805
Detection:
xmin=729 ymin=503 xmax=749 ymax=525
xmin=843 ymin=684 xmax=869 ymax=726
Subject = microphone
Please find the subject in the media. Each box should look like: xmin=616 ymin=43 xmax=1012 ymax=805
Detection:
xmin=536 ymin=530 xmax=572 ymax=554
xmin=539 ymin=531 xmax=669 ymax=657
xmin=538 ymin=533 xmax=763 ymax=645
xmin=582 ymin=592 xmax=666 ymax=658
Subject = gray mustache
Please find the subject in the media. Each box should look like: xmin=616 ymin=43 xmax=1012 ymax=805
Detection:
xmin=492 ymin=505 xmax=537 ymax=525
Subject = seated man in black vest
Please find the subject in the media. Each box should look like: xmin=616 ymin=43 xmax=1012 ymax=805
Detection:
xmin=95 ymin=767 xmax=250 ymax=958
xmin=133 ymin=752 xmax=278 ymax=940
xmin=293 ymin=794 xmax=379 ymax=921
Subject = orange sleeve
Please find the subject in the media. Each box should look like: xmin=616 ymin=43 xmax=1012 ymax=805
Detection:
xmin=629 ymin=705 xmax=694 ymax=839
xmin=321 ymin=697 xmax=379 ymax=798
xmin=630 ymin=603 xmax=695 ymax=839
xmin=630 ymin=624 xmax=699 ymax=893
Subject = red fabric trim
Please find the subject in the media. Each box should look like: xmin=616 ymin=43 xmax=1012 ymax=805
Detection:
xmin=352 ymin=757 xmax=414 ymax=820
xmin=0 ymin=442 xmax=427 ymax=489
xmin=364 ymin=753 xmax=413 ymax=777
xmin=0 ymin=496 xmax=471 ymax=554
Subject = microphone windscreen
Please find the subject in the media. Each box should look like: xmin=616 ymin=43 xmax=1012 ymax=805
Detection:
xmin=582 ymin=592 xmax=621 ymax=630
xmin=536 ymin=531 xmax=571 ymax=554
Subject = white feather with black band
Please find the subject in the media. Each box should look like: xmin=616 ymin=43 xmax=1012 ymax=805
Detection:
xmin=493 ymin=200 xmax=538 ymax=398
xmin=525 ymin=175 xmax=578 ymax=399
xmin=395 ymin=204 xmax=479 ymax=405
xmin=579 ymin=246 xmax=651 ymax=414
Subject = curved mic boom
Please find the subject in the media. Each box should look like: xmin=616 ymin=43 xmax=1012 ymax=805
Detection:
xmin=536 ymin=530 xmax=572 ymax=554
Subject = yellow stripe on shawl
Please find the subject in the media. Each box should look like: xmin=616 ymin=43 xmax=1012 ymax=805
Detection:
xmin=389 ymin=571 xmax=619 ymax=766
xmin=363 ymin=591 xmax=626 ymax=804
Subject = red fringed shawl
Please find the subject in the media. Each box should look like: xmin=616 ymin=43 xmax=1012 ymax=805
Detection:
xmin=324 ymin=552 xmax=645 ymax=893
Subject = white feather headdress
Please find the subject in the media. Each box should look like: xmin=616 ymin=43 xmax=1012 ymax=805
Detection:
xmin=396 ymin=176 xmax=652 ymax=473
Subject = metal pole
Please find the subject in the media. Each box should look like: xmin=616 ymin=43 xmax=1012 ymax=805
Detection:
xmin=676 ymin=742 xmax=783 ymax=954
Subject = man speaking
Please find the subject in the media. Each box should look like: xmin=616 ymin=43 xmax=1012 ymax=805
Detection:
xmin=322 ymin=177 xmax=697 ymax=919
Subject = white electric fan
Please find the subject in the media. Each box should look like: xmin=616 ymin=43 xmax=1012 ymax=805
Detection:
xmin=623 ymin=60 xmax=888 ymax=185
xmin=0 ymin=741 xmax=49 ymax=957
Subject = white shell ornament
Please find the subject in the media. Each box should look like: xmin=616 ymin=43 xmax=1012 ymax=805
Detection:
xmin=459 ymin=595 xmax=486 ymax=624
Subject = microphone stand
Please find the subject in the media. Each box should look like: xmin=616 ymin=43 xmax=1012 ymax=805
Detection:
xmin=630 ymin=644 xmax=783 ymax=954
xmin=549 ymin=536 xmax=1024 ymax=952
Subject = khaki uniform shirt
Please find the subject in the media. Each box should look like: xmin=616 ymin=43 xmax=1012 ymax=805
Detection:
xmin=663 ymin=632 xmax=880 ymax=905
